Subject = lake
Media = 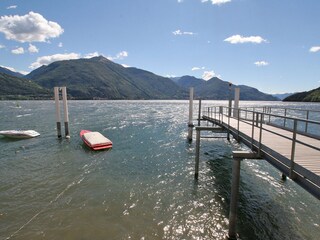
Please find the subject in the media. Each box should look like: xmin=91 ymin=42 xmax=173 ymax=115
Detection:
xmin=0 ymin=100 xmax=319 ymax=240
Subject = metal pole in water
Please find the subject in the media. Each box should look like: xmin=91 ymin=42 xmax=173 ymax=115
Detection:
xmin=61 ymin=87 xmax=70 ymax=139
xmin=54 ymin=87 xmax=62 ymax=138
xmin=228 ymin=156 xmax=241 ymax=240
xmin=233 ymin=88 xmax=240 ymax=118
xmin=198 ymin=99 xmax=202 ymax=126
xmin=194 ymin=128 xmax=200 ymax=180
xmin=187 ymin=87 xmax=194 ymax=142
xmin=228 ymin=83 xmax=232 ymax=117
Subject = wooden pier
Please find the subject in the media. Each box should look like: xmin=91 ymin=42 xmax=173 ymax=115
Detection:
xmin=200 ymin=106 xmax=320 ymax=200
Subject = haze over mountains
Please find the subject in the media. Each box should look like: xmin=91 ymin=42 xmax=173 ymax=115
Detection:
xmin=1 ymin=56 xmax=279 ymax=100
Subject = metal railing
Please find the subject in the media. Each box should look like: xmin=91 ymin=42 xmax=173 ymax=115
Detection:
xmin=240 ymin=106 xmax=320 ymax=135
xmin=203 ymin=106 xmax=320 ymax=178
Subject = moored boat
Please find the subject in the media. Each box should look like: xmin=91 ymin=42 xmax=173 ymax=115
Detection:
xmin=0 ymin=130 xmax=40 ymax=139
xmin=80 ymin=130 xmax=112 ymax=150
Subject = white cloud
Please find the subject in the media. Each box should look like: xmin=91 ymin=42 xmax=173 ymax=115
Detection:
xmin=309 ymin=46 xmax=320 ymax=53
xmin=0 ymin=65 xmax=16 ymax=72
xmin=201 ymin=0 xmax=231 ymax=5
xmin=30 ymin=53 xmax=80 ymax=69
xmin=173 ymin=29 xmax=196 ymax=36
xmin=0 ymin=11 xmax=64 ymax=43
xmin=192 ymin=66 xmax=205 ymax=71
xmin=28 ymin=43 xmax=39 ymax=53
xmin=121 ymin=64 xmax=130 ymax=68
xmin=11 ymin=47 xmax=24 ymax=54
xmin=107 ymin=51 xmax=128 ymax=60
xmin=7 ymin=5 xmax=17 ymax=9
xmin=166 ymin=74 xmax=176 ymax=78
xmin=29 ymin=50 xmax=128 ymax=69
xmin=0 ymin=44 xmax=5 ymax=49
xmin=202 ymin=70 xmax=221 ymax=80
xmin=0 ymin=65 xmax=29 ymax=75
xmin=224 ymin=35 xmax=267 ymax=44
xmin=177 ymin=0 xmax=184 ymax=3
xmin=84 ymin=52 xmax=100 ymax=58
xmin=58 ymin=42 xmax=63 ymax=47
xmin=254 ymin=61 xmax=269 ymax=67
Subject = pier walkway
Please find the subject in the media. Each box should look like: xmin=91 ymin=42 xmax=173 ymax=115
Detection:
xmin=201 ymin=106 xmax=320 ymax=199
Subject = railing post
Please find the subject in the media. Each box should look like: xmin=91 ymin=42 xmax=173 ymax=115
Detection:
xmin=251 ymin=112 xmax=255 ymax=150
xmin=290 ymin=119 xmax=297 ymax=179
xmin=258 ymin=113 xmax=263 ymax=156
xmin=284 ymin=109 xmax=287 ymax=128
xmin=305 ymin=110 xmax=309 ymax=133
xmin=268 ymin=108 xmax=271 ymax=123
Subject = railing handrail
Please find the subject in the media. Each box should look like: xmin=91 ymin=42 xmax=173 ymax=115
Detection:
xmin=242 ymin=106 xmax=320 ymax=114
xmin=205 ymin=106 xmax=320 ymax=125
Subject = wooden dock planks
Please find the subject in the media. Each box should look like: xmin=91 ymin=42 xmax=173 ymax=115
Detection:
xmin=203 ymin=114 xmax=320 ymax=199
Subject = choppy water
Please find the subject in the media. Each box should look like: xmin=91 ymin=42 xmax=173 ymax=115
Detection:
xmin=0 ymin=100 xmax=319 ymax=240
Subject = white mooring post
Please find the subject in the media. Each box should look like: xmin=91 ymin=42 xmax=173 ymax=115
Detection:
xmin=233 ymin=88 xmax=240 ymax=118
xmin=61 ymin=87 xmax=70 ymax=138
xmin=187 ymin=87 xmax=194 ymax=142
xmin=54 ymin=86 xmax=70 ymax=139
xmin=54 ymin=87 xmax=62 ymax=138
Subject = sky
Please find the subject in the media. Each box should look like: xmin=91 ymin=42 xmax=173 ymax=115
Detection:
xmin=0 ymin=0 xmax=320 ymax=94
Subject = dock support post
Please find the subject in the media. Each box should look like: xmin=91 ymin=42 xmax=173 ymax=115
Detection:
xmin=228 ymin=151 xmax=258 ymax=240
xmin=228 ymin=156 xmax=241 ymax=240
xmin=61 ymin=87 xmax=70 ymax=138
xmin=187 ymin=87 xmax=194 ymax=142
xmin=194 ymin=128 xmax=200 ymax=180
xmin=54 ymin=87 xmax=62 ymax=138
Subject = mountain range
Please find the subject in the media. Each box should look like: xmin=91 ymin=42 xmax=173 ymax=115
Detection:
xmin=283 ymin=87 xmax=320 ymax=102
xmin=1 ymin=56 xmax=278 ymax=100
xmin=172 ymin=76 xmax=277 ymax=100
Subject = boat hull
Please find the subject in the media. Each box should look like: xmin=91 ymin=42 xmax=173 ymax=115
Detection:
xmin=80 ymin=130 xmax=113 ymax=150
xmin=0 ymin=130 xmax=40 ymax=139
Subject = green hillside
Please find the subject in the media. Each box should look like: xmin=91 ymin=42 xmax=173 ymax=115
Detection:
xmin=175 ymin=76 xmax=278 ymax=101
xmin=27 ymin=56 xmax=186 ymax=100
xmin=0 ymin=72 xmax=50 ymax=100
xmin=283 ymin=87 xmax=320 ymax=102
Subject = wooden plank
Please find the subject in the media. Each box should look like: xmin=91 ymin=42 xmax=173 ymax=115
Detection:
xmin=204 ymin=114 xmax=320 ymax=183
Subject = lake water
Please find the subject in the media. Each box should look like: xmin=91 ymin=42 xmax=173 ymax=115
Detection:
xmin=0 ymin=100 xmax=319 ymax=240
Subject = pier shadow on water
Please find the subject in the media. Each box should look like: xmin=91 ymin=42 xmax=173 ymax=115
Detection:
xmin=200 ymin=138 xmax=313 ymax=240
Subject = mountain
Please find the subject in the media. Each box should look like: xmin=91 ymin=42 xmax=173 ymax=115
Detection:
xmin=1 ymin=56 xmax=279 ymax=100
xmin=0 ymin=72 xmax=50 ymax=100
xmin=175 ymin=75 xmax=278 ymax=101
xmin=26 ymin=56 xmax=186 ymax=100
xmin=272 ymin=93 xmax=295 ymax=100
xmin=0 ymin=66 xmax=24 ymax=78
xmin=283 ymin=87 xmax=320 ymax=102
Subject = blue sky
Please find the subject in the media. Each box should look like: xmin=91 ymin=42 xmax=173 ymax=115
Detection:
xmin=0 ymin=0 xmax=319 ymax=94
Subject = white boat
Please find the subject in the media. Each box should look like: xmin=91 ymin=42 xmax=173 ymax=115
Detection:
xmin=0 ymin=130 xmax=40 ymax=139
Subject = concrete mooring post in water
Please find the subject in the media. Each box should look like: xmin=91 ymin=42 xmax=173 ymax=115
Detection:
xmin=61 ymin=87 xmax=70 ymax=138
xmin=198 ymin=99 xmax=202 ymax=126
xmin=233 ymin=88 xmax=240 ymax=118
xmin=54 ymin=87 xmax=62 ymax=138
xmin=187 ymin=87 xmax=194 ymax=142
xmin=54 ymin=87 xmax=70 ymax=139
